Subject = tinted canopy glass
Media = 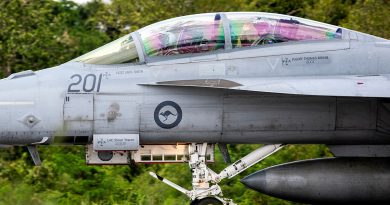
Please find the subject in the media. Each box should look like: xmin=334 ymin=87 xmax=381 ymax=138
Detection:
xmin=71 ymin=12 xmax=343 ymax=64
xmin=138 ymin=13 xmax=225 ymax=57
xmin=227 ymin=13 xmax=342 ymax=48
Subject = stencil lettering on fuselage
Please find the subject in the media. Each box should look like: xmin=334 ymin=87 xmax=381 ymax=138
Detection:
xmin=281 ymin=55 xmax=331 ymax=67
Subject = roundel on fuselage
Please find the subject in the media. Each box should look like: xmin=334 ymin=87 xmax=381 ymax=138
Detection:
xmin=154 ymin=101 xmax=182 ymax=129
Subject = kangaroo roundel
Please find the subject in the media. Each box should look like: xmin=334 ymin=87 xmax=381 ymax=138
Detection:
xmin=154 ymin=101 xmax=182 ymax=129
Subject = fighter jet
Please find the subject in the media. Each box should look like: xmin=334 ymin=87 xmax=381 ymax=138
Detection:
xmin=0 ymin=12 xmax=389 ymax=204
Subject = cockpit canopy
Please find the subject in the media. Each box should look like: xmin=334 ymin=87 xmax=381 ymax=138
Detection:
xmin=72 ymin=12 xmax=342 ymax=64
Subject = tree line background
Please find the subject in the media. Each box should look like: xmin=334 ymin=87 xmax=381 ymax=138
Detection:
xmin=0 ymin=0 xmax=388 ymax=204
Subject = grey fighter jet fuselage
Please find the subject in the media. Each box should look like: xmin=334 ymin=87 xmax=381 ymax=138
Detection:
xmin=0 ymin=12 xmax=389 ymax=204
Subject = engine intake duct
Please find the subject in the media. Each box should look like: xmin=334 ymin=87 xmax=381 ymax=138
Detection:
xmin=241 ymin=157 xmax=390 ymax=204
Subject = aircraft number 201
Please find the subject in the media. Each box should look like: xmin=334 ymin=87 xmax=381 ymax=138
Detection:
xmin=68 ymin=74 xmax=102 ymax=93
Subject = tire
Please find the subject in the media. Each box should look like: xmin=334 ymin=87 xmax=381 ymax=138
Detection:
xmin=190 ymin=197 xmax=223 ymax=205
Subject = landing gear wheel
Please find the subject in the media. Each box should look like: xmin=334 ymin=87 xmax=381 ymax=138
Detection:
xmin=190 ymin=197 xmax=223 ymax=205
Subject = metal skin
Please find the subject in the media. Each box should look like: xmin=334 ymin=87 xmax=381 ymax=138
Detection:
xmin=0 ymin=12 xmax=389 ymax=204
xmin=0 ymin=38 xmax=389 ymax=145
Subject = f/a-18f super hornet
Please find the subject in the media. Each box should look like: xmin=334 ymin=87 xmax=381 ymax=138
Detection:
xmin=1 ymin=12 xmax=390 ymax=204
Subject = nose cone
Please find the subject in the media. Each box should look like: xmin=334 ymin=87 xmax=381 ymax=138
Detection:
xmin=0 ymin=73 xmax=40 ymax=144
xmin=0 ymin=72 xmax=38 ymax=105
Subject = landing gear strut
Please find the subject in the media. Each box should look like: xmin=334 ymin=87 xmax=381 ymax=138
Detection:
xmin=150 ymin=143 xmax=284 ymax=204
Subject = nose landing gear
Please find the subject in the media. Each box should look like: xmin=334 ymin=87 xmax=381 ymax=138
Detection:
xmin=149 ymin=143 xmax=284 ymax=205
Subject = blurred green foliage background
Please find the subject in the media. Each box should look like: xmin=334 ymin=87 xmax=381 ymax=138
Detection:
xmin=0 ymin=0 xmax=388 ymax=204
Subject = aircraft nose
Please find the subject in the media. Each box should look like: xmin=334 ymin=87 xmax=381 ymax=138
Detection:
xmin=0 ymin=73 xmax=40 ymax=144
xmin=0 ymin=73 xmax=37 ymax=104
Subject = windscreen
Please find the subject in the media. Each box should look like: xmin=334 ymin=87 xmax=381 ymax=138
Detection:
xmin=72 ymin=34 xmax=139 ymax=64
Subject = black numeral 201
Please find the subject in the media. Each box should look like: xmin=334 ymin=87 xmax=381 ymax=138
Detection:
xmin=68 ymin=74 xmax=102 ymax=92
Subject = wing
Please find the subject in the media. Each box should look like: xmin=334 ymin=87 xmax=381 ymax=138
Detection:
xmin=142 ymin=75 xmax=390 ymax=97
